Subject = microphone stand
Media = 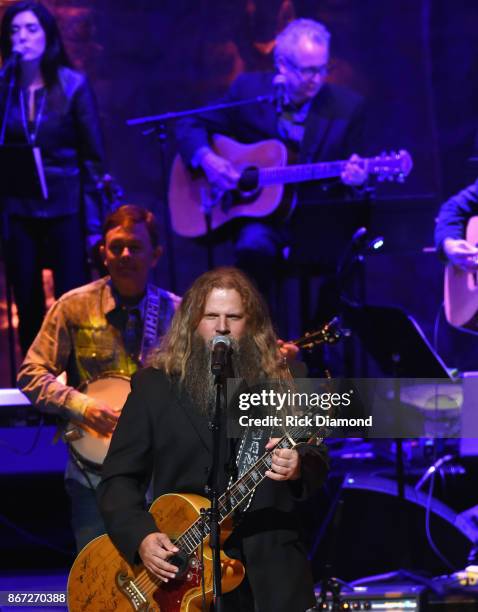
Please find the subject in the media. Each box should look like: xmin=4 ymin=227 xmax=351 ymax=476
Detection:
xmin=336 ymin=224 xmax=383 ymax=377
xmin=205 ymin=368 xmax=228 ymax=612
xmin=126 ymin=94 xmax=274 ymax=280
xmin=0 ymin=62 xmax=17 ymax=144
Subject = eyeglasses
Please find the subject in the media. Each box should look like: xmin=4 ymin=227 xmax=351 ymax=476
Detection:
xmin=284 ymin=58 xmax=329 ymax=79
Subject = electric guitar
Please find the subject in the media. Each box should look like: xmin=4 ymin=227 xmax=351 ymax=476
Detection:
xmin=67 ymin=425 xmax=324 ymax=611
xmin=168 ymin=134 xmax=413 ymax=238
xmin=443 ymin=216 xmax=478 ymax=329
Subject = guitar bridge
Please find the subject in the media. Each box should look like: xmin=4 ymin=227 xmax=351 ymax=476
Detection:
xmin=116 ymin=571 xmax=148 ymax=610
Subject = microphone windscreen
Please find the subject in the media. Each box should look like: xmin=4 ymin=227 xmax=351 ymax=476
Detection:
xmin=212 ymin=335 xmax=231 ymax=348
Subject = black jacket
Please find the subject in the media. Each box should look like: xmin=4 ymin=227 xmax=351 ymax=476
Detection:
xmin=176 ymin=72 xmax=365 ymax=164
xmin=0 ymin=66 xmax=105 ymax=233
xmin=434 ymin=179 xmax=478 ymax=259
xmin=98 ymin=367 xmax=329 ymax=612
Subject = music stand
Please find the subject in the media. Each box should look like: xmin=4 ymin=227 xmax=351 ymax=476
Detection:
xmin=343 ymin=303 xmax=452 ymax=379
xmin=343 ymin=303 xmax=455 ymax=492
xmin=343 ymin=304 xmax=456 ymax=569
xmin=0 ymin=145 xmax=48 ymax=199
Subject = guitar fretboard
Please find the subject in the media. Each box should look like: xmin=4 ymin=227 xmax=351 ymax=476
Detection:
xmin=174 ymin=425 xmax=316 ymax=555
xmin=257 ymin=155 xmax=408 ymax=187
xmin=259 ymin=160 xmax=350 ymax=186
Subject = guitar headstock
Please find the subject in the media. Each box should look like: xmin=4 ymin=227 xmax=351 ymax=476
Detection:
xmin=292 ymin=316 xmax=347 ymax=351
xmin=368 ymin=150 xmax=413 ymax=183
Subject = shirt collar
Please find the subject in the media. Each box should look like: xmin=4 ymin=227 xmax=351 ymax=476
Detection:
xmin=283 ymin=96 xmax=312 ymax=122
xmin=102 ymin=276 xmax=147 ymax=317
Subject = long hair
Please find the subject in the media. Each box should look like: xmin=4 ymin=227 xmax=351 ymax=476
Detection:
xmin=0 ymin=1 xmax=72 ymax=87
xmin=150 ymin=267 xmax=289 ymax=381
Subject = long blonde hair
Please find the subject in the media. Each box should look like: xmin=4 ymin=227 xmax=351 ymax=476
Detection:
xmin=150 ymin=267 xmax=289 ymax=381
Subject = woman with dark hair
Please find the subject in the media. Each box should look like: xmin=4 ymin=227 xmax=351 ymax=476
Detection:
xmin=0 ymin=1 xmax=106 ymax=354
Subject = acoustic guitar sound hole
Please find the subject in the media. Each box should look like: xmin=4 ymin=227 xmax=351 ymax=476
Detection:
xmin=168 ymin=549 xmax=190 ymax=579
xmin=235 ymin=165 xmax=261 ymax=204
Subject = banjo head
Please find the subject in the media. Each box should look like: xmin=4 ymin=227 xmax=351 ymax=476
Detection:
xmin=70 ymin=374 xmax=131 ymax=467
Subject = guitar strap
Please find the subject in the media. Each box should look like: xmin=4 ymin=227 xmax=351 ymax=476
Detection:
xmin=139 ymin=284 xmax=175 ymax=364
xmin=233 ymin=425 xmax=271 ymax=517
xmin=236 ymin=427 xmax=269 ymax=479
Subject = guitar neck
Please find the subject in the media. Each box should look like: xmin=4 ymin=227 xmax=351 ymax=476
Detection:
xmin=259 ymin=160 xmax=352 ymax=186
xmin=175 ymin=427 xmax=313 ymax=555
xmin=290 ymin=317 xmax=342 ymax=350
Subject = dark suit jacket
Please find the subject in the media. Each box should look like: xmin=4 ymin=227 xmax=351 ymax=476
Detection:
xmin=434 ymin=179 xmax=478 ymax=259
xmin=98 ymin=366 xmax=328 ymax=612
xmin=176 ymin=72 xmax=365 ymax=166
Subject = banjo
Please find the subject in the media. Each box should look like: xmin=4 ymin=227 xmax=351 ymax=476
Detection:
xmin=64 ymin=284 xmax=176 ymax=470
xmin=64 ymin=374 xmax=131 ymax=471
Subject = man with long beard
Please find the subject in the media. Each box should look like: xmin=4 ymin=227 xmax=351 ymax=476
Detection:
xmin=97 ymin=267 xmax=328 ymax=612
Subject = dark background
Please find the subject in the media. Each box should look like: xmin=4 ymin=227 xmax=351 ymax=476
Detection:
xmin=1 ymin=0 xmax=478 ymax=584
xmin=24 ymin=0 xmax=478 ymax=370
xmin=2 ymin=0 xmax=478 ymax=369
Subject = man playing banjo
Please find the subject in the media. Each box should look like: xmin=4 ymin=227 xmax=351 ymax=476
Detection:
xmin=17 ymin=204 xmax=180 ymax=551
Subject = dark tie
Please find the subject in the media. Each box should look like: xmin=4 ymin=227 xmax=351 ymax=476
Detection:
xmin=123 ymin=307 xmax=142 ymax=359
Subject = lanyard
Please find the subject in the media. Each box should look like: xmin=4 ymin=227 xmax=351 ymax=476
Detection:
xmin=19 ymin=88 xmax=46 ymax=145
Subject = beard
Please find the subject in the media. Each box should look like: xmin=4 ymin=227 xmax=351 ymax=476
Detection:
xmin=183 ymin=333 xmax=264 ymax=415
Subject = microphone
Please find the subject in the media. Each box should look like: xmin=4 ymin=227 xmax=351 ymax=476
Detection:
xmin=351 ymin=226 xmax=369 ymax=251
xmin=337 ymin=226 xmax=384 ymax=279
xmin=272 ymin=74 xmax=286 ymax=115
xmin=211 ymin=335 xmax=232 ymax=376
xmin=351 ymin=226 xmax=384 ymax=254
xmin=0 ymin=51 xmax=22 ymax=78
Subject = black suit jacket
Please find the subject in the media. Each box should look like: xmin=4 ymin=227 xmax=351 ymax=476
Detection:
xmin=98 ymin=366 xmax=328 ymax=612
xmin=176 ymin=71 xmax=365 ymax=168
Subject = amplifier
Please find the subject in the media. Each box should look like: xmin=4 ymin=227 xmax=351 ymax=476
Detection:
xmin=315 ymin=584 xmax=425 ymax=610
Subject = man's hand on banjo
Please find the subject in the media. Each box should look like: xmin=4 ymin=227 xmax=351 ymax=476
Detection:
xmin=81 ymin=401 xmax=119 ymax=436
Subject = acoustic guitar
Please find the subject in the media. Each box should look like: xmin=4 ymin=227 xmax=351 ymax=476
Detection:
xmin=443 ymin=216 xmax=478 ymax=329
xmin=168 ymin=135 xmax=413 ymax=238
